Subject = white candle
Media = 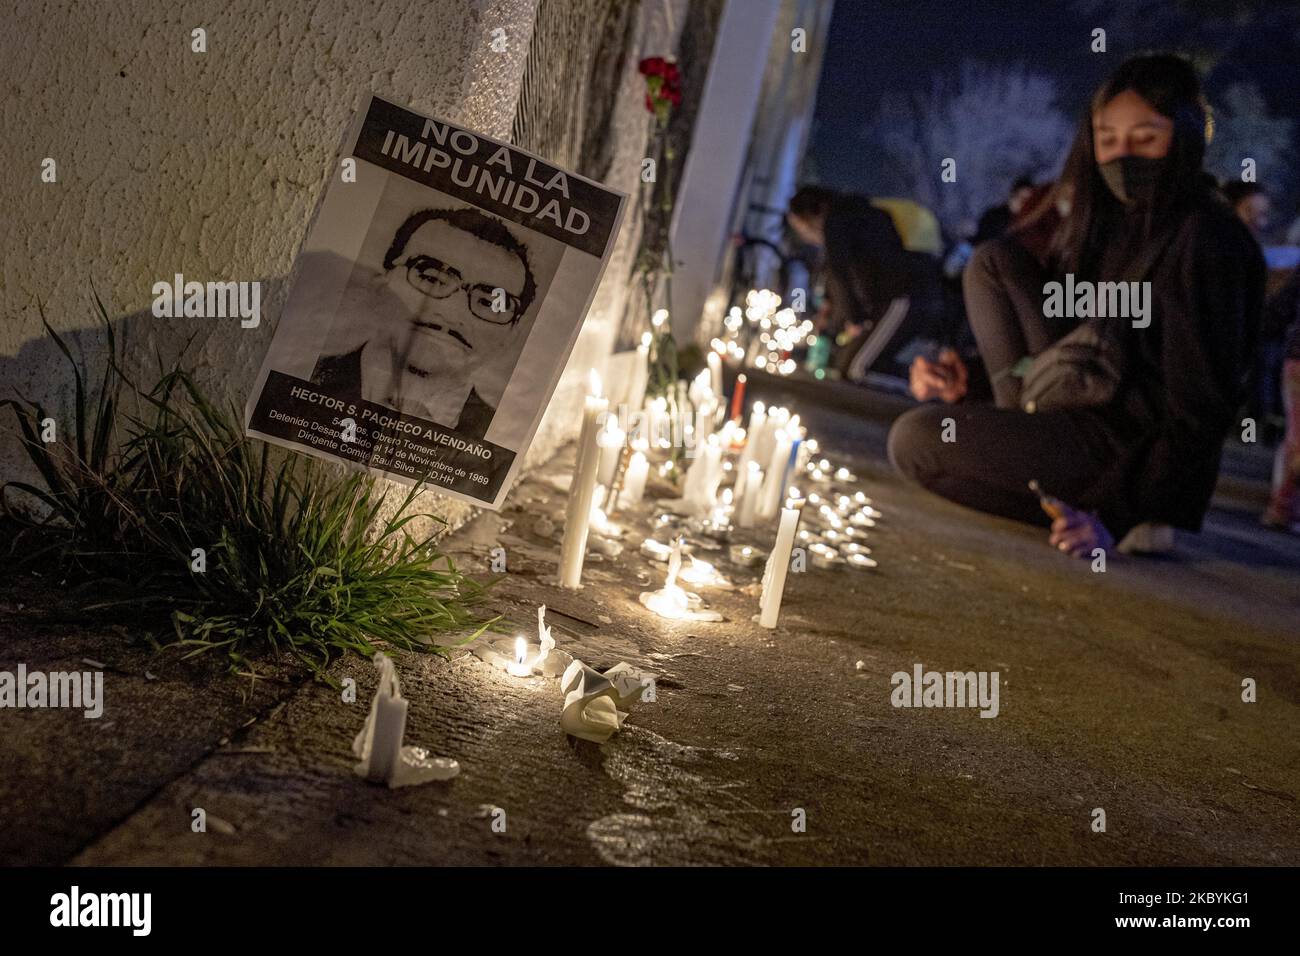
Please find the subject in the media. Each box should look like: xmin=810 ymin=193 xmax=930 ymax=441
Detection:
xmin=707 ymin=349 xmax=723 ymax=399
xmin=733 ymin=454 xmax=754 ymax=503
xmin=507 ymin=635 xmax=531 ymax=677
xmin=809 ymin=543 xmax=840 ymax=569
xmin=689 ymin=369 xmax=712 ymax=408
xmin=628 ymin=333 xmax=651 ymax=414
xmin=729 ymin=544 xmax=765 ymax=567
xmin=759 ymin=505 xmax=800 ymax=628
xmin=559 ymin=372 xmax=608 ymax=589
xmin=647 ymin=396 xmax=669 ymax=450
xmin=737 ymin=462 xmax=763 ymax=528
xmin=596 ymin=415 xmax=625 ymax=488
xmin=758 ymin=428 xmax=794 ymax=522
xmin=759 ymin=407 xmax=790 ymax=464
xmin=618 ymin=449 xmax=649 ymax=508
xmin=364 ymin=685 xmax=408 ymax=783
xmin=689 ymin=370 xmax=715 ymax=447
xmin=694 ymin=405 xmax=714 ymax=446
xmin=737 ymin=401 xmax=766 ymax=476
xmin=716 ymin=418 xmax=738 ymax=452
xmin=681 ymin=434 xmax=722 ymax=513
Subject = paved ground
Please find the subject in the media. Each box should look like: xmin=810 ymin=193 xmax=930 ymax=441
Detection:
xmin=3 ymin=376 xmax=1298 ymax=866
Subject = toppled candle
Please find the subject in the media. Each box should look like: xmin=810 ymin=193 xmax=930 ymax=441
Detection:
xmin=638 ymin=537 xmax=723 ymax=622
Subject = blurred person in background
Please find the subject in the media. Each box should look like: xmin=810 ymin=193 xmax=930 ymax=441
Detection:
xmin=1220 ymin=180 xmax=1272 ymax=241
xmin=787 ymin=186 xmax=953 ymax=386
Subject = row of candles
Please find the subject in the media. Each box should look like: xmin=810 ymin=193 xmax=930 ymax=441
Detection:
xmin=557 ymin=342 xmax=881 ymax=629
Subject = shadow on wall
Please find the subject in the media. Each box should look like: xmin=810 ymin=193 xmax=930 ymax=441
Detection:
xmin=0 ymin=280 xmax=477 ymax=540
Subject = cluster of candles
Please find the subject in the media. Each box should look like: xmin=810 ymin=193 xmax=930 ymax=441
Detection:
xmin=557 ymin=313 xmax=881 ymax=628
xmin=714 ymin=288 xmax=816 ymax=378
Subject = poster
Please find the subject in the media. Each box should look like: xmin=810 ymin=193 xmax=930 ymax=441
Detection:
xmin=245 ymin=94 xmax=626 ymax=509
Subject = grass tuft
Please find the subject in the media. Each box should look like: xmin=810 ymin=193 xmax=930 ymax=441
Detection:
xmin=3 ymin=297 xmax=497 ymax=679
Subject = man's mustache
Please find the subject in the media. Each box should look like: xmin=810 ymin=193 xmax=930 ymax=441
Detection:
xmin=412 ymin=319 xmax=473 ymax=351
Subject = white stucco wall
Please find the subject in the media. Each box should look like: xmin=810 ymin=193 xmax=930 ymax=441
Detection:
xmin=0 ymin=0 xmax=659 ymax=533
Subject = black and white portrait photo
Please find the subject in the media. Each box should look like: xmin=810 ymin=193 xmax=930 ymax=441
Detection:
xmin=246 ymin=96 xmax=624 ymax=508
xmin=310 ymin=179 xmax=563 ymax=440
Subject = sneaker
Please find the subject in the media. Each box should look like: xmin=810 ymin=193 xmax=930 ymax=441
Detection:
xmin=1117 ymin=522 xmax=1176 ymax=555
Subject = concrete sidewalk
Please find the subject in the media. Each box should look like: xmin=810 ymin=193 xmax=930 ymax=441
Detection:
xmin=3 ymin=383 xmax=1298 ymax=866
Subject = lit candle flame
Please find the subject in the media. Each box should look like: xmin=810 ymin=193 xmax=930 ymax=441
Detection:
xmin=515 ymin=636 xmax=526 ymax=666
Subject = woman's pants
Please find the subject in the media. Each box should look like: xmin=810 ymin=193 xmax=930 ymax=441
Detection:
xmin=962 ymin=236 xmax=1074 ymax=409
xmin=887 ymin=403 xmax=1118 ymax=527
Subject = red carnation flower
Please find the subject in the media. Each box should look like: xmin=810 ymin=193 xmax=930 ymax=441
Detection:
xmin=639 ymin=56 xmax=667 ymax=77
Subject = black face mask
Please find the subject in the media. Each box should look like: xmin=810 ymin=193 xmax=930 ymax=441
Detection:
xmin=1098 ymin=156 xmax=1163 ymax=206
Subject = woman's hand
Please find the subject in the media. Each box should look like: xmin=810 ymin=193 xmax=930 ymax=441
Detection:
xmin=909 ymin=348 xmax=968 ymax=403
xmin=1049 ymin=503 xmax=1115 ymax=558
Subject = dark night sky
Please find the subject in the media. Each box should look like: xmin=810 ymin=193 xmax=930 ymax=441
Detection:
xmin=807 ymin=0 xmax=1300 ymax=202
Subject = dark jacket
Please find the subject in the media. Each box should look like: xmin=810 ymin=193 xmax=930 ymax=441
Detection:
xmin=311 ymin=345 xmax=496 ymax=440
xmin=822 ymin=195 xmax=909 ymax=334
xmin=1078 ymin=197 xmax=1265 ymax=537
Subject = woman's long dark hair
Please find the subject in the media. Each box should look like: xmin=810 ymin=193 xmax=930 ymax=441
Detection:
xmin=1045 ymin=54 xmax=1213 ymax=277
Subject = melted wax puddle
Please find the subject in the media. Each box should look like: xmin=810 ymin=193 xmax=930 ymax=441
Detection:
xmin=585 ymin=726 xmax=757 ymax=866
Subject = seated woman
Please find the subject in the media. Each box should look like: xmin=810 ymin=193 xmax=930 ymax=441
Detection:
xmin=888 ymin=54 xmax=1265 ymax=558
